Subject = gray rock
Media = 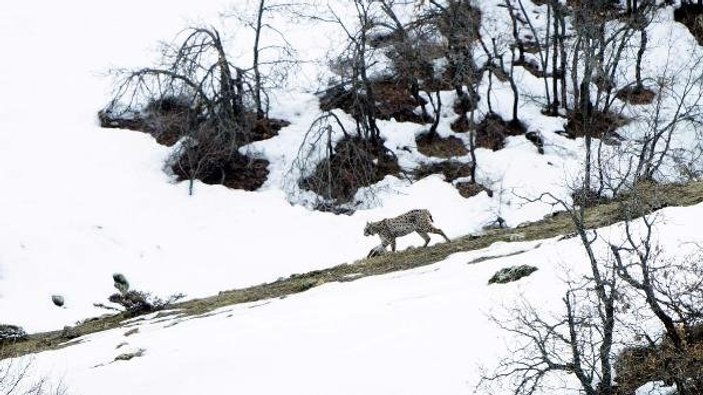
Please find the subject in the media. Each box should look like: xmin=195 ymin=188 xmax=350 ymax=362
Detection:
xmin=488 ymin=265 xmax=538 ymax=285
xmin=51 ymin=294 xmax=65 ymax=307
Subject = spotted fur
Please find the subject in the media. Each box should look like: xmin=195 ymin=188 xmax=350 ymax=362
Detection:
xmin=364 ymin=209 xmax=450 ymax=257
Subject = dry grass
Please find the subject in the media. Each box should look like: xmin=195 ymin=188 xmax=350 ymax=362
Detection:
xmin=3 ymin=181 xmax=703 ymax=360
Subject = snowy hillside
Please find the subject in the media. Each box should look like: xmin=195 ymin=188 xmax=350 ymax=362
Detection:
xmin=3 ymin=0 xmax=703 ymax=394
xmin=7 ymin=202 xmax=703 ymax=395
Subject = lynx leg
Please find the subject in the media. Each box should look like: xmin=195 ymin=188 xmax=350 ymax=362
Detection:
xmin=390 ymin=239 xmax=396 ymax=252
xmin=430 ymin=226 xmax=450 ymax=243
xmin=417 ymin=231 xmax=431 ymax=247
xmin=368 ymin=245 xmax=385 ymax=258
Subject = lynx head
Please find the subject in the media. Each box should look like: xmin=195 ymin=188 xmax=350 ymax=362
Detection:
xmin=364 ymin=222 xmax=377 ymax=236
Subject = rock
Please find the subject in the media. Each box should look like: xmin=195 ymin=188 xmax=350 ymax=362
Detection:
xmin=488 ymin=265 xmax=538 ymax=285
xmin=51 ymin=294 xmax=65 ymax=307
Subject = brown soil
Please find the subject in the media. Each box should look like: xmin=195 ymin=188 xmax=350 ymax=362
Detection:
xmin=416 ymin=133 xmax=468 ymax=158
xmin=475 ymin=113 xmax=526 ymax=151
xmin=456 ymin=181 xmax=491 ymax=198
xmin=413 ymin=160 xmax=472 ymax=182
xmin=319 ymin=80 xmax=433 ymax=125
xmin=565 ymin=109 xmax=628 ymax=139
xmin=674 ymin=3 xmax=703 ymax=45
xmin=171 ymin=152 xmax=270 ymax=192
xmin=616 ymin=85 xmax=656 ymax=105
xmin=299 ymin=137 xmax=400 ymax=204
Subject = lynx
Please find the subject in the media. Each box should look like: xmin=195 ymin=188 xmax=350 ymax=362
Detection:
xmin=364 ymin=209 xmax=450 ymax=257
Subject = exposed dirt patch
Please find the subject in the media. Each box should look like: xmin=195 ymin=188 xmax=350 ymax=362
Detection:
xmin=99 ymin=97 xmax=286 ymax=192
xmin=456 ymin=181 xmax=491 ymax=198
xmin=319 ymin=80 xmax=432 ymax=124
xmin=171 ymin=152 xmax=270 ymax=192
xmin=299 ymin=137 xmax=400 ymax=204
xmin=450 ymin=113 xmax=471 ymax=133
xmin=416 ymin=133 xmax=468 ymax=158
xmin=251 ymin=117 xmax=290 ymax=142
xmin=614 ymin=324 xmax=703 ymax=394
xmin=373 ymin=80 xmax=433 ymax=123
xmin=514 ymin=57 xmax=544 ymax=78
xmin=675 ymin=3 xmax=703 ymax=45
xmin=476 ymin=113 xmax=526 ymax=151
xmin=565 ymin=109 xmax=628 ymax=140
xmin=616 ymin=85 xmax=656 ymax=105
xmin=98 ymin=108 xmax=194 ymax=147
xmin=413 ymin=160 xmax=472 ymax=182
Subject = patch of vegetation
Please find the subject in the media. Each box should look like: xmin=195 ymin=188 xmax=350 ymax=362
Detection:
xmin=616 ymin=85 xmax=656 ymax=105
xmin=319 ymin=79 xmax=432 ymax=124
xmin=674 ymin=3 xmax=703 ymax=45
xmin=455 ymin=181 xmax=491 ymax=198
xmin=299 ymin=136 xmax=400 ymax=204
xmin=413 ymin=160 xmax=472 ymax=182
xmin=95 ymin=273 xmax=186 ymax=318
xmin=565 ymin=109 xmax=628 ymax=140
xmin=416 ymin=133 xmax=468 ymax=158
xmin=0 ymin=324 xmax=28 ymax=345
xmin=475 ymin=113 xmax=526 ymax=151
xmin=614 ymin=324 xmax=703 ymax=394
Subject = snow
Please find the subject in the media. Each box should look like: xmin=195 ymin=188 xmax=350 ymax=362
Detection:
xmin=10 ymin=202 xmax=703 ymax=395
xmin=2 ymin=0 xmax=703 ymax=394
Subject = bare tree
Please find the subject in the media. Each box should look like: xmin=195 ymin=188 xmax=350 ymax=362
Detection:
xmin=0 ymin=355 xmax=68 ymax=395
xmin=607 ymin=191 xmax=703 ymax=393
xmin=225 ymin=0 xmax=300 ymax=119
xmin=104 ymin=22 xmax=289 ymax=195
xmin=480 ymin=187 xmax=620 ymax=395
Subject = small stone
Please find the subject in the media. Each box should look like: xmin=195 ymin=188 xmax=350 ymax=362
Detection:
xmin=52 ymin=295 xmax=65 ymax=307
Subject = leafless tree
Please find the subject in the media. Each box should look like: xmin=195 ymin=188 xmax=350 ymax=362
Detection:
xmin=0 ymin=355 xmax=68 ymax=395
xmin=325 ymin=0 xmax=385 ymax=144
xmin=631 ymin=53 xmax=703 ymax=182
xmin=480 ymin=186 xmax=621 ymax=395
xmin=225 ymin=0 xmax=300 ymax=119
xmin=607 ymin=191 xmax=703 ymax=393
xmin=104 ymin=20 xmax=291 ymax=195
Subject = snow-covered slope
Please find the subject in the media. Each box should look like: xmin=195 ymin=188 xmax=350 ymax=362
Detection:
xmin=2 ymin=0 xmax=703 ymax=394
xmin=0 ymin=0 xmax=571 ymax=333
xmin=10 ymin=202 xmax=703 ymax=395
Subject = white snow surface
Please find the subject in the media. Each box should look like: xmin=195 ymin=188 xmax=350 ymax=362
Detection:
xmin=0 ymin=0 xmax=570 ymax=333
xmin=1 ymin=0 xmax=703 ymax=394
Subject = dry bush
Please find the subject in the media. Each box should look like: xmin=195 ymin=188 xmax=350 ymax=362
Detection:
xmin=101 ymin=27 xmax=287 ymax=194
xmin=614 ymin=325 xmax=703 ymax=394
xmin=299 ymin=136 xmax=400 ymax=204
